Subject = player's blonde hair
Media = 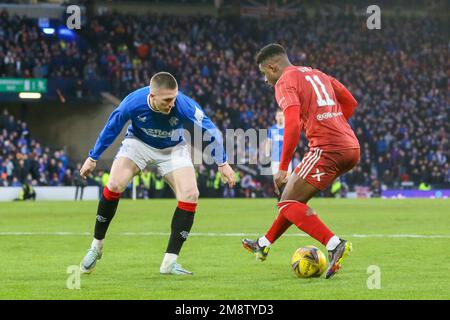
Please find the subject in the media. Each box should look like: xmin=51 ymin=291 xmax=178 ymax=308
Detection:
xmin=150 ymin=72 xmax=178 ymax=91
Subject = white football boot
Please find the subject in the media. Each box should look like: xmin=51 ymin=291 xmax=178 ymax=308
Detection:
xmin=80 ymin=246 xmax=103 ymax=274
xmin=160 ymin=262 xmax=193 ymax=275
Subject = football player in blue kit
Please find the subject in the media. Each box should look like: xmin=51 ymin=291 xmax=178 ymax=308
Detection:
xmin=79 ymin=72 xmax=235 ymax=275
xmin=265 ymin=110 xmax=292 ymax=199
xmin=266 ymin=110 xmax=292 ymax=177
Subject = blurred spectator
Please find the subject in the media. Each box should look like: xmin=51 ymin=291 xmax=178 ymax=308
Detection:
xmin=14 ymin=181 xmax=36 ymax=201
xmin=73 ymin=163 xmax=87 ymax=200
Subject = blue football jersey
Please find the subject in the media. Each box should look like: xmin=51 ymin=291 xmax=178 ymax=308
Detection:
xmin=89 ymin=86 xmax=227 ymax=165
xmin=268 ymin=124 xmax=284 ymax=162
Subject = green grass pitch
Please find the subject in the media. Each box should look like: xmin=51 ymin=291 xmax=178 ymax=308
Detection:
xmin=0 ymin=198 xmax=449 ymax=300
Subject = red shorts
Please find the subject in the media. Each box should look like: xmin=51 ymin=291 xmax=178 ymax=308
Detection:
xmin=293 ymin=148 xmax=360 ymax=190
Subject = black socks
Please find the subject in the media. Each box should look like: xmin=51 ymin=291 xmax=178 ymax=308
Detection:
xmin=94 ymin=193 xmax=120 ymax=240
xmin=166 ymin=206 xmax=195 ymax=255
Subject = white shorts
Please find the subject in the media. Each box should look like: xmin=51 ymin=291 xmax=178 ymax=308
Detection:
xmin=116 ymin=138 xmax=193 ymax=176
xmin=271 ymin=161 xmax=293 ymax=175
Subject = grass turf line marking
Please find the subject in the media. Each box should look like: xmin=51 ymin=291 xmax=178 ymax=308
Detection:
xmin=0 ymin=232 xmax=450 ymax=239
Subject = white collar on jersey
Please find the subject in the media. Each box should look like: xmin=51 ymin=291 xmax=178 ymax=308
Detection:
xmin=147 ymin=94 xmax=160 ymax=113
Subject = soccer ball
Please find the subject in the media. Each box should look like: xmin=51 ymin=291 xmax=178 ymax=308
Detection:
xmin=291 ymin=246 xmax=327 ymax=278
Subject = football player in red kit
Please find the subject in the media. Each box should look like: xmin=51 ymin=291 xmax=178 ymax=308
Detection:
xmin=242 ymin=44 xmax=360 ymax=279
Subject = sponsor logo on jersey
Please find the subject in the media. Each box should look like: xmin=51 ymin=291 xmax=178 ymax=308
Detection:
xmin=316 ymin=111 xmax=343 ymax=121
xmin=139 ymin=127 xmax=173 ymax=138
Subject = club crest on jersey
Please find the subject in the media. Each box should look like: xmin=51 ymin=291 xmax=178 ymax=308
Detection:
xmin=169 ymin=116 xmax=179 ymax=127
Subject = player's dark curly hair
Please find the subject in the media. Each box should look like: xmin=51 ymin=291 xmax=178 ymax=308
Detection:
xmin=255 ymin=43 xmax=287 ymax=65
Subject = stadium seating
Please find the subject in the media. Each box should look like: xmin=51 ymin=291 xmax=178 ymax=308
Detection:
xmin=0 ymin=109 xmax=75 ymax=187
xmin=1 ymin=9 xmax=448 ymax=196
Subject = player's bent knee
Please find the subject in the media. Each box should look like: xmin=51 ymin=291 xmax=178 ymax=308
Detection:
xmin=107 ymin=179 xmax=126 ymax=193
xmin=280 ymin=188 xmax=307 ymax=203
xmin=179 ymin=188 xmax=199 ymax=203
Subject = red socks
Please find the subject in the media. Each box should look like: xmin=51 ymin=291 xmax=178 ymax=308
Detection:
xmin=265 ymin=207 xmax=293 ymax=244
xmin=177 ymin=201 xmax=197 ymax=213
xmin=265 ymin=200 xmax=334 ymax=246
xmin=103 ymin=187 xmax=121 ymax=201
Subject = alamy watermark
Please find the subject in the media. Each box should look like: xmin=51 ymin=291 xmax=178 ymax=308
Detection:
xmin=366 ymin=5 xmax=381 ymax=30
xmin=66 ymin=265 xmax=81 ymax=290
xmin=66 ymin=5 xmax=81 ymax=30
xmin=367 ymin=265 xmax=381 ymax=289
xmin=169 ymin=126 xmax=276 ymax=175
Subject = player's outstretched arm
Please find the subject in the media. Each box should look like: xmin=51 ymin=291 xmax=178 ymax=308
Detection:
xmin=199 ymin=118 xmax=235 ymax=187
xmin=329 ymin=77 xmax=358 ymax=120
xmin=178 ymin=93 xmax=232 ymax=181
xmin=88 ymin=102 xmax=130 ymax=162
xmin=279 ymin=105 xmax=301 ymax=172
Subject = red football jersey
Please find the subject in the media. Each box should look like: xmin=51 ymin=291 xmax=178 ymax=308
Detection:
xmin=275 ymin=66 xmax=359 ymax=151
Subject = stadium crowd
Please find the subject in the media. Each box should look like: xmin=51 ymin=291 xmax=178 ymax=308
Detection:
xmin=0 ymin=108 xmax=263 ymax=198
xmin=0 ymin=109 xmax=74 ymax=187
xmin=0 ymin=8 xmax=448 ymax=196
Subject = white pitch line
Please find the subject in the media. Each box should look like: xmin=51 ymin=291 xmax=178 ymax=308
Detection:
xmin=0 ymin=232 xmax=449 ymax=239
